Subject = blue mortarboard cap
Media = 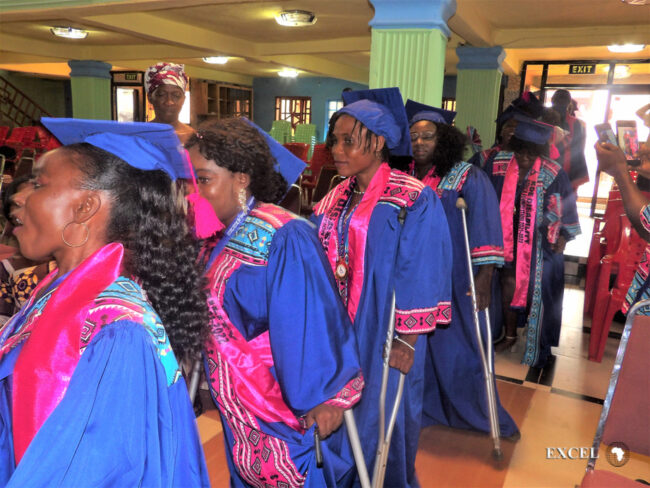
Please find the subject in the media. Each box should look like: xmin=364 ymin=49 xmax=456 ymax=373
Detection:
xmin=513 ymin=113 xmax=553 ymax=145
xmin=41 ymin=117 xmax=190 ymax=181
xmin=405 ymin=99 xmax=456 ymax=126
xmin=340 ymin=88 xmax=412 ymax=157
xmin=496 ymin=105 xmax=525 ymax=124
xmin=244 ymin=118 xmax=306 ymax=189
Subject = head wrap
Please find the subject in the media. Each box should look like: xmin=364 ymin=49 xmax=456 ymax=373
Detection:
xmin=405 ymin=99 xmax=457 ymax=126
xmin=145 ymin=62 xmax=189 ymax=98
xmin=340 ymin=87 xmax=412 ymax=157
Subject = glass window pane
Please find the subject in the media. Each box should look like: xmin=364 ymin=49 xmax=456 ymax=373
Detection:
xmin=612 ymin=62 xmax=650 ymax=85
xmin=523 ymin=64 xmax=544 ymax=93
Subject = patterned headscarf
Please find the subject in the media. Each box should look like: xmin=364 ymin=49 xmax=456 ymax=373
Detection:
xmin=144 ymin=62 xmax=188 ymax=98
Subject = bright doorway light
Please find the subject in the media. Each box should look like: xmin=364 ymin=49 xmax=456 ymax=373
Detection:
xmin=608 ymin=44 xmax=645 ymax=53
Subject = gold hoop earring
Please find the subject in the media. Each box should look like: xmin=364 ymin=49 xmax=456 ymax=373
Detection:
xmin=61 ymin=221 xmax=90 ymax=248
xmin=238 ymin=188 xmax=249 ymax=213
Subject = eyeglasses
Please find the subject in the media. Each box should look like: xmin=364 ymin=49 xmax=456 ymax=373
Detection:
xmin=410 ymin=132 xmax=436 ymax=142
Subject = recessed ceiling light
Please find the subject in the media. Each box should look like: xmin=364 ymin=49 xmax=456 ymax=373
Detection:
xmin=275 ymin=10 xmax=317 ymax=27
xmin=202 ymin=56 xmax=229 ymax=65
xmin=50 ymin=26 xmax=88 ymax=39
xmin=278 ymin=69 xmax=299 ymax=78
xmin=608 ymin=44 xmax=645 ymax=53
xmin=621 ymin=0 xmax=647 ymax=5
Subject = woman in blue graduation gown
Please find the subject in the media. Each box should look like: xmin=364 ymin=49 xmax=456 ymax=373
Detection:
xmin=487 ymin=115 xmax=581 ymax=368
xmin=406 ymin=101 xmax=518 ymax=437
xmin=186 ymin=118 xmax=363 ymax=488
xmin=311 ymin=88 xmax=452 ymax=488
xmin=0 ymin=119 xmax=210 ymax=487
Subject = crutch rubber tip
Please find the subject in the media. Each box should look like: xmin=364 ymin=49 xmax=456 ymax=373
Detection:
xmin=456 ymin=197 xmax=468 ymax=210
xmin=492 ymin=448 xmax=503 ymax=460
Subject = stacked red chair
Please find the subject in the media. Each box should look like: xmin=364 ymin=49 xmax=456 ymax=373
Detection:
xmin=588 ymin=216 xmax=646 ymax=362
xmin=302 ymin=144 xmax=334 ymax=205
xmin=282 ymin=142 xmax=309 ymax=162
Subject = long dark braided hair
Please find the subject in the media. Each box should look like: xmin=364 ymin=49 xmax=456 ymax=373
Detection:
xmin=427 ymin=122 xmax=468 ymax=178
xmin=185 ymin=118 xmax=287 ymax=204
xmin=64 ymin=143 xmax=208 ymax=360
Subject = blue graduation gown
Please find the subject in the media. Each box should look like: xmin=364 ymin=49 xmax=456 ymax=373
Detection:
xmin=484 ymin=152 xmax=581 ymax=368
xmin=420 ymin=161 xmax=519 ymax=437
xmin=312 ymin=167 xmax=452 ymax=488
xmin=203 ymin=204 xmax=362 ymax=488
xmin=0 ymin=278 xmax=210 ymax=488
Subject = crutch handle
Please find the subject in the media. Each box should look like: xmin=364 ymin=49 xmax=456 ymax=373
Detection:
xmin=314 ymin=429 xmax=323 ymax=468
xmin=455 ymin=197 xmax=468 ymax=210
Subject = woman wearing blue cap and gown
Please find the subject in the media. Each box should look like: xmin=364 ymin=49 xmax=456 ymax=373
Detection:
xmin=311 ymin=88 xmax=452 ymax=488
xmin=0 ymin=118 xmax=210 ymax=486
xmin=405 ymin=101 xmax=519 ymax=437
xmin=486 ymin=115 xmax=580 ymax=368
xmin=186 ymin=117 xmax=363 ymax=488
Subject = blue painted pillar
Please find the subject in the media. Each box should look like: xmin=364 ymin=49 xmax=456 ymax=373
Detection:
xmin=68 ymin=60 xmax=112 ymax=120
xmin=368 ymin=0 xmax=456 ymax=107
xmin=455 ymin=46 xmax=506 ymax=147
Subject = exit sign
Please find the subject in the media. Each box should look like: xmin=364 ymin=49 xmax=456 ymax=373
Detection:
xmin=569 ymin=64 xmax=596 ymax=75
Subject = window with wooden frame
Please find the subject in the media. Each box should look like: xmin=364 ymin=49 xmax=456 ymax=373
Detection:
xmin=275 ymin=96 xmax=312 ymax=130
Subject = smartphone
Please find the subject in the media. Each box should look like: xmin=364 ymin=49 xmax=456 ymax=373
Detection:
xmin=595 ymin=123 xmax=618 ymax=146
xmin=616 ymin=120 xmax=639 ymax=160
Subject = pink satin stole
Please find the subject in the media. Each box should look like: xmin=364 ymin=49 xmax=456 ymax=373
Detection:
xmin=11 ymin=243 xmax=123 ymax=463
xmin=499 ymin=156 xmax=541 ymax=308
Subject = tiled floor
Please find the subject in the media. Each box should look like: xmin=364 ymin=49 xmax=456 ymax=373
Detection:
xmin=197 ymin=207 xmax=650 ymax=487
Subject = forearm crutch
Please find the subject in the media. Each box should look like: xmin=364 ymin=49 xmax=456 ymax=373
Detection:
xmin=188 ymin=355 xmax=203 ymax=405
xmin=344 ymin=409 xmax=371 ymax=488
xmin=371 ymin=291 xmax=406 ymax=488
xmin=456 ymin=197 xmax=502 ymax=460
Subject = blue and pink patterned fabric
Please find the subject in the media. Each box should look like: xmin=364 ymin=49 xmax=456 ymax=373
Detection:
xmin=417 ymin=160 xmax=519 ymax=437
xmin=202 ymin=203 xmax=362 ymax=487
xmin=311 ymin=163 xmax=452 ymax=488
xmin=0 ymin=243 xmax=208 ymax=487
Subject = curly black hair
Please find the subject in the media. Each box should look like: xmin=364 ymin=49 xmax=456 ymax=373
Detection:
xmin=64 ymin=143 xmax=209 ymax=360
xmin=507 ymin=135 xmax=549 ymax=159
xmin=426 ymin=123 xmax=468 ymax=178
xmin=326 ymin=111 xmax=391 ymax=163
xmin=185 ymin=118 xmax=288 ymax=204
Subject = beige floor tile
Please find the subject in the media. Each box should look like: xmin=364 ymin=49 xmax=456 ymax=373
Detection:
xmin=550 ymin=354 xmax=614 ymax=400
xmin=503 ymin=389 xmax=602 ymax=488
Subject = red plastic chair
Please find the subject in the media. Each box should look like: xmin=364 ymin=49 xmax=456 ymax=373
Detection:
xmin=580 ymin=312 xmax=650 ymax=487
xmin=0 ymin=126 xmax=10 ymax=145
xmin=588 ymin=217 xmax=646 ymax=362
xmin=584 ymin=197 xmax=624 ymax=318
xmin=302 ymin=144 xmax=334 ymax=205
xmin=282 ymin=143 xmax=309 ymax=162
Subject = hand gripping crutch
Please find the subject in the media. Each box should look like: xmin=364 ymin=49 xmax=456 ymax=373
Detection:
xmin=188 ymin=354 xmax=203 ymax=405
xmin=371 ymin=291 xmax=406 ymax=487
xmin=456 ymin=197 xmax=503 ymax=460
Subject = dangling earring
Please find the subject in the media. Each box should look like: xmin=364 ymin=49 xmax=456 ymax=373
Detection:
xmin=61 ymin=221 xmax=90 ymax=248
xmin=238 ymin=188 xmax=249 ymax=213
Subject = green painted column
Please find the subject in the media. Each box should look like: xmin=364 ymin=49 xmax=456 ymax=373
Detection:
xmin=455 ymin=47 xmax=506 ymax=149
xmin=368 ymin=0 xmax=456 ymax=107
xmin=68 ymin=60 xmax=112 ymax=120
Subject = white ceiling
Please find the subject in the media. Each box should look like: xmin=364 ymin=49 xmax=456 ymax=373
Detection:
xmin=0 ymin=0 xmax=648 ymax=84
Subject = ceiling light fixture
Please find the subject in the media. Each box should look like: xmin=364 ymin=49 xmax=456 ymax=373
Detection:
xmin=202 ymin=56 xmax=229 ymax=65
xmin=621 ymin=0 xmax=647 ymax=5
xmin=50 ymin=26 xmax=88 ymax=39
xmin=278 ymin=68 xmax=299 ymax=78
xmin=608 ymin=43 xmax=645 ymax=53
xmin=275 ymin=10 xmax=317 ymax=27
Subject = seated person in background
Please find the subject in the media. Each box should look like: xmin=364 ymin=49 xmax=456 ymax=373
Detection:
xmin=0 ymin=176 xmax=53 ymax=323
xmin=596 ymin=142 xmax=650 ymax=314
xmin=145 ymin=62 xmax=195 ymax=143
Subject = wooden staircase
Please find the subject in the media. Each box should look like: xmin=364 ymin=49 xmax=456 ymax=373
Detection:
xmin=0 ymin=75 xmax=51 ymax=127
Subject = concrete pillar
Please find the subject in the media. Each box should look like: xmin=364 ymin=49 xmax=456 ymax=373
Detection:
xmin=368 ymin=0 xmax=456 ymax=107
xmin=67 ymin=60 xmax=112 ymax=119
xmin=455 ymin=46 xmax=506 ymax=147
